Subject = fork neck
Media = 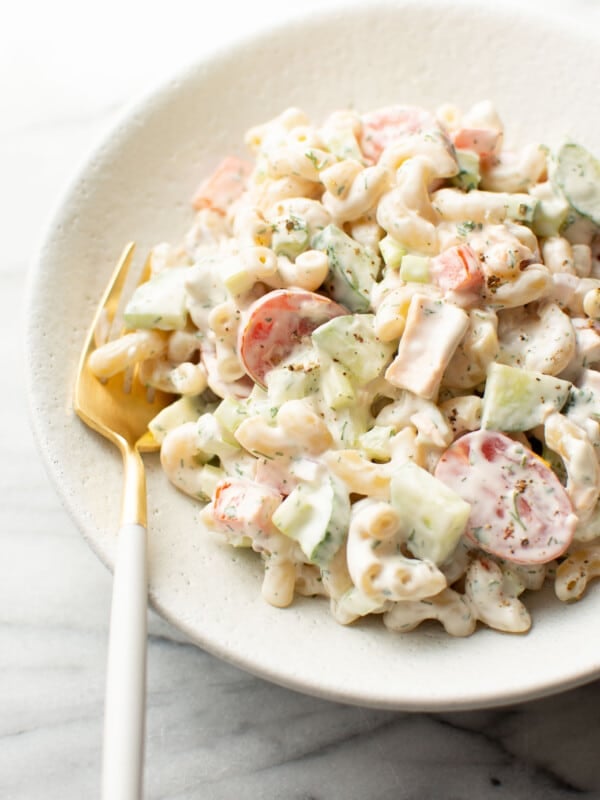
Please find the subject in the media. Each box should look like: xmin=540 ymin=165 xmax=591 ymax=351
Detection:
xmin=120 ymin=445 xmax=148 ymax=528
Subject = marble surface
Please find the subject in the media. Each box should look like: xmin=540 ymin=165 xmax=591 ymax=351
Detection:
xmin=6 ymin=1 xmax=600 ymax=797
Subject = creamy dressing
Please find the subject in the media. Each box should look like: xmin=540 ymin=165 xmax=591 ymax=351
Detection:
xmin=91 ymin=99 xmax=600 ymax=635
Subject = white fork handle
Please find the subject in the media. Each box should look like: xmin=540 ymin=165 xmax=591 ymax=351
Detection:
xmin=102 ymin=523 xmax=148 ymax=800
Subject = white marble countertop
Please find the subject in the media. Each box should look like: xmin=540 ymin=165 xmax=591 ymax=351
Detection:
xmin=5 ymin=1 xmax=600 ymax=797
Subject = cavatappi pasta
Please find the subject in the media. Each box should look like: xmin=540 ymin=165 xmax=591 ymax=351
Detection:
xmin=89 ymin=100 xmax=600 ymax=635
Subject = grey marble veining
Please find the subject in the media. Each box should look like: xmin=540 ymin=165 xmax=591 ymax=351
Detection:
xmin=5 ymin=2 xmax=600 ymax=797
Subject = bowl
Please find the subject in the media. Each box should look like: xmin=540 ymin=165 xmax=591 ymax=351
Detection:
xmin=25 ymin=0 xmax=600 ymax=711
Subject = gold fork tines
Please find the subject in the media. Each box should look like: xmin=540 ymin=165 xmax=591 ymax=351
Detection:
xmin=74 ymin=243 xmax=171 ymax=525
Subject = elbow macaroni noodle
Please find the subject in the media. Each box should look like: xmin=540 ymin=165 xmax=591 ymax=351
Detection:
xmin=89 ymin=100 xmax=600 ymax=637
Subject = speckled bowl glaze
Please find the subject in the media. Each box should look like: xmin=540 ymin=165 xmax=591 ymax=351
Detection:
xmin=25 ymin=0 xmax=600 ymax=710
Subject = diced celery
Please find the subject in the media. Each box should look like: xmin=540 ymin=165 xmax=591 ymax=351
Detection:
xmin=379 ymin=235 xmax=407 ymax=269
xmin=399 ymin=254 xmax=431 ymax=283
xmin=390 ymin=462 xmax=470 ymax=565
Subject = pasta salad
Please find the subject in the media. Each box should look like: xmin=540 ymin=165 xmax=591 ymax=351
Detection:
xmin=89 ymin=100 xmax=600 ymax=636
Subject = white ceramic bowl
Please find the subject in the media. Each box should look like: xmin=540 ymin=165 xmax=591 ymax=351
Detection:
xmin=25 ymin=0 xmax=600 ymax=711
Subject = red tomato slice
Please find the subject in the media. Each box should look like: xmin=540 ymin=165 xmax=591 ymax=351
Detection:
xmin=359 ymin=105 xmax=446 ymax=163
xmin=434 ymin=430 xmax=577 ymax=564
xmin=238 ymin=289 xmax=347 ymax=386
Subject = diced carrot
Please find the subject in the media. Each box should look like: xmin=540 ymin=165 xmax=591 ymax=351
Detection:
xmin=191 ymin=155 xmax=253 ymax=213
xmin=430 ymin=244 xmax=484 ymax=294
xmin=452 ymin=127 xmax=500 ymax=158
xmin=358 ymin=105 xmax=436 ymax=163
xmin=213 ymin=479 xmax=282 ymax=536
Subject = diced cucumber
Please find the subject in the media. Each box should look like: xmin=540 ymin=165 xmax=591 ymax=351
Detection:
xmin=320 ymin=127 xmax=363 ymax=161
xmin=196 ymin=413 xmax=240 ymax=458
xmin=196 ymin=464 xmax=227 ymax=501
xmin=322 ymin=401 xmax=371 ymax=448
xmin=266 ymin=366 xmax=320 ymax=405
xmin=564 ymin=368 xmax=600 ymax=426
xmin=272 ymin=472 xmax=350 ymax=566
xmin=505 ymin=195 xmax=538 ymax=225
xmin=271 ymin=214 xmax=309 ymax=259
xmin=451 ymin=149 xmax=481 ymax=192
xmin=312 ymin=224 xmax=381 ymax=312
xmin=481 ymin=362 xmax=571 ymax=432
xmin=213 ymin=396 xmax=251 ymax=437
xmin=319 ymin=358 xmax=356 ymax=410
xmin=148 ymin=395 xmax=215 ymax=444
xmin=390 ymin=462 xmax=471 ymax=565
xmin=399 ymin=254 xmax=431 ymax=283
xmin=335 ymin=586 xmax=385 ymax=620
xmin=124 ymin=267 xmax=189 ymax=331
xmin=265 ymin=348 xmax=321 ymax=405
xmin=552 ymin=142 xmax=600 ymax=226
xmin=222 ymin=257 xmax=257 ymax=297
xmin=379 ymin=235 xmax=407 ymax=269
xmin=312 ymin=314 xmax=396 ymax=384
xmin=358 ymin=425 xmax=395 ymax=461
xmin=531 ymin=190 xmax=570 ymax=237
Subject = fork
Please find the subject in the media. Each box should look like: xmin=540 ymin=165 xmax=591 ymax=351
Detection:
xmin=74 ymin=243 xmax=173 ymax=800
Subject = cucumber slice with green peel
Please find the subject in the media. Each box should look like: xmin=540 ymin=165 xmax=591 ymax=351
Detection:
xmin=312 ymin=224 xmax=381 ymax=312
xmin=212 ymin=396 xmax=251 ymax=437
xmin=322 ymin=401 xmax=371 ymax=448
xmin=481 ymin=362 xmax=571 ymax=432
xmin=272 ymin=472 xmax=350 ymax=566
xmin=358 ymin=425 xmax=395 ymax=461
xmin=390 ymin=462 xmax=471 ymax=565
xmin=124 ymin=267 xmax=189 ymax=330
xmin=271 ymin=213 xmax=310 ymax=259
xmin=196 ymin=412 xmax=240 ymax=458
xmin=319 ymin=358 xmax=356 ymax=410
xmin=265 ymin=361 xmax=321 ymax=406
xmin=148 ymin=394 xmax=216 ymax=444
xmin=312 ymin=314 xmax=396 ymax=384
xmin=552 ymin=142 xmax=600 ymax=226
xmin=531 ymin=192 xmax=570 ymax=237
